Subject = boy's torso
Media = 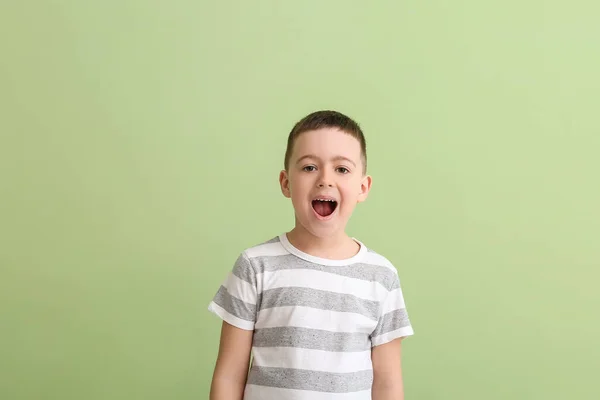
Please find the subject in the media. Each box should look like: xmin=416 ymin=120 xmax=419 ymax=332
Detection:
xmin=240 ymin=235 xmax=399 ymax=399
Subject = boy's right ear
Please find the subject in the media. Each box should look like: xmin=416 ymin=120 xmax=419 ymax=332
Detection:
xmin=279 ymin=170 xmax=291 ymax=198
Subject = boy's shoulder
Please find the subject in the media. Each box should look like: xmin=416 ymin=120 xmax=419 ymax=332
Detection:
xmin=238 ymin=235 xmax=288 ymax=260
xmin=238 ymin=234 xmax=399 ymax=275
xmin=362 ymin=246 xmax=399 ymax=273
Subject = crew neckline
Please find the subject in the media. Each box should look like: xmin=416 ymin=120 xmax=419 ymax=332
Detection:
xmin=279 ymin=233 xmax=367 ymax=266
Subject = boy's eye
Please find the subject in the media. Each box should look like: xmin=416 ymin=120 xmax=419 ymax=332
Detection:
xmin=303 ymin=165 xmax=316 ymax=172
xmin=336 ymin=167 xmax=350 ymax=174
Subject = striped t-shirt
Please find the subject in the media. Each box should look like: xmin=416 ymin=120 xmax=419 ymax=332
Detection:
xmin=208 ymin=234 xmax=414 ymax=400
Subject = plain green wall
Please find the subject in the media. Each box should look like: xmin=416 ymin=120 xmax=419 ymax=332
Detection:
xmin=1 ymin=1 xmax=598 ymax=399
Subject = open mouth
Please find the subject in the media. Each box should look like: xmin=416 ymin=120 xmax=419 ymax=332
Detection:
xmin=312 ymin=198 xmax=338 ymax=218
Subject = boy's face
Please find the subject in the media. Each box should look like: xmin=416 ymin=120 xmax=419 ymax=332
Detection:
xmin=279 ymin=128 xmax=372 ymax=239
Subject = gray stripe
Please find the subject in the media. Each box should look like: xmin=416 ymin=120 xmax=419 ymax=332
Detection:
xmin=253 ymin=327 xmax=371 ymax=352
xmin=231 ymin=253 xmax=256 ymax=286
xmin=260 ymin=287 xmax=379 ymax=320
xmin=252 ymin=254 xmax=399 ymax=290
xmin=248 ymin=366 xmax=373 ymax=393
xmin=212 ymin=286 xmax=256 ymax=321
xmin=371 ymin=308 xmax=410 ymax=337
xmin=264 ymin=236 xmax=281 ymax=244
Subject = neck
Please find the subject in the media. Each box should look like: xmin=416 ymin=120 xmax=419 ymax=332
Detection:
xmin=286 ymin=225 xmax=359 ymax=260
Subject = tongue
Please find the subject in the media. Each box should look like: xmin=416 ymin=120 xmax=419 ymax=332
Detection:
xmin=313 ymin=200 xmax=335 ymax=217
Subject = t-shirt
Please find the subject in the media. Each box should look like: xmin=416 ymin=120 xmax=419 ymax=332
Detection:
xmin=208 ymin=234 xmax=414 ymax=400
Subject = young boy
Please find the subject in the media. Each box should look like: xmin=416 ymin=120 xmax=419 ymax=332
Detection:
xmin=208 ymin=110 xmax=414 ymax=400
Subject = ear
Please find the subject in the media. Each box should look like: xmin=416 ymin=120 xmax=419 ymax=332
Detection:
xmin=357 ymin=174 xmax=372 ymax=203
xmin=279 ymin=170 xmax=291 ymax=198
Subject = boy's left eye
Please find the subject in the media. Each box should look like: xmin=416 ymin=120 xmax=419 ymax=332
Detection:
xmin=336 ymin=167 xmax=349 ymax=174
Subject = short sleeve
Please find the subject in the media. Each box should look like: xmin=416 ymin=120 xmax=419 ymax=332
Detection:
xmin=208 ymin=252 xmax=258 ymax=331
xmin=370 ymin=271 xmax=414 ymax=347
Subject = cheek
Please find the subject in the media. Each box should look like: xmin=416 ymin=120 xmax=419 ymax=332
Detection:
xmin=289 ymin=183 xmax=306 ymax=203
xmin=339 ymin=187 xmax=362 ymax=207
xmin=289 ymin=177 xmax=309 ymax=194
xmin=340 ymin=182 xmax=360 ymax=197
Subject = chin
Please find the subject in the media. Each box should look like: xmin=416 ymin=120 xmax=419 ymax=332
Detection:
xmin=304 ymin=222 xmax=344 ymax=239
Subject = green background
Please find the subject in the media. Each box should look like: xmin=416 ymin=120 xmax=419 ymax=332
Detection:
xmin=1 ymin=1 xmax=598 ymax=399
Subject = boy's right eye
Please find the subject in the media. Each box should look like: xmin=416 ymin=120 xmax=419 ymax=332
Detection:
xmin=303 ymin=165 xmax=316 ymax=172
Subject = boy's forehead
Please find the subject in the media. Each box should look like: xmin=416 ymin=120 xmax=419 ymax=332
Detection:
xmin=291 ymin=128 xmax=362 ymax=159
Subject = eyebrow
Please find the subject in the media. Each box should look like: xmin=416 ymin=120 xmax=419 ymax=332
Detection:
xmin=296 ymin=154 xmax=357 ymax=168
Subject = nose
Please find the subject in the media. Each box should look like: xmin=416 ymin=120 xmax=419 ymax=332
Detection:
xmin=317 ymin=170 xmax=334 ymax=188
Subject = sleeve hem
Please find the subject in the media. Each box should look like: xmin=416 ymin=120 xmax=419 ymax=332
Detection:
xmin=371 ymin=326 xmax=414 ymax=347
xmin=208 ymin=302 xmax=255 ymax=331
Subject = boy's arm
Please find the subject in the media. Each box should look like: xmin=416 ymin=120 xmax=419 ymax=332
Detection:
xmin=210 ymin=321 xmax=254 ymax=400
xmin=371 ymin=338 xmax=405 ymax=400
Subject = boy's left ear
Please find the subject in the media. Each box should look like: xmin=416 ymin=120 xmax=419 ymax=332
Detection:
xmin=357 ymin=174 xmax=373 ymax=203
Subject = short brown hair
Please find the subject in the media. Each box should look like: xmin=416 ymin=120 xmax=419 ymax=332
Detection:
xmin=284 ymin=110 xmax=367 ymax=173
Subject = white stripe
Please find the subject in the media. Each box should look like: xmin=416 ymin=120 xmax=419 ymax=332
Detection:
xmin=371 ymin=326 xmax=414 ymax=347
xmin=258 ymin=269 xmax=386 ymax=301
xmin=208 ymin=302 xmax=255 ymax=331
xmin=362 ymin=251 xmax=396 ymax=271
xmin=255 ymin=306 xmax=378 ymax=333
xmin=245 ymin=242 xmax=288 ymax=258
xmin=244 ymin=385 xmax=372 ymax=400
xmin=251 ymin=347 xmax=373 ymax=373
xmin=223 ymin=272 xmax=256 ymax=305
xmin=380 ymin=288 xmax=406 ymax=315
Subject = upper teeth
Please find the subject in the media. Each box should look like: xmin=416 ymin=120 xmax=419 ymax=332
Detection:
xmin=317 ymin=199 xmax=335 ymax=202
